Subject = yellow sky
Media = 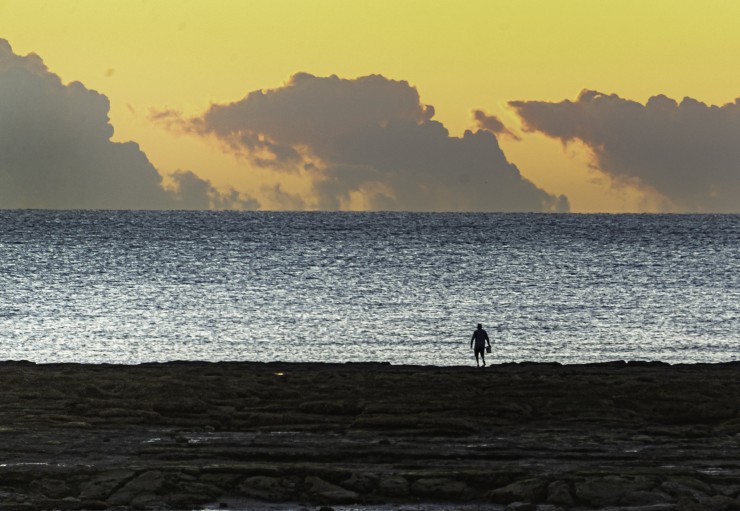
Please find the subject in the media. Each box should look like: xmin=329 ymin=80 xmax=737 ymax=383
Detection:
xmin=1 ymin=0 xmax=739 ymax=211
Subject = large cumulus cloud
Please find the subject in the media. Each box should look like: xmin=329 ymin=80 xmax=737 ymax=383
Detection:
xmin=160 ymin=73 xmax=568 ymax=212
xmin=0 ymin=39 xmax=256 ymax=210
xmin=510 ymin=90 xmax=740 ymax=213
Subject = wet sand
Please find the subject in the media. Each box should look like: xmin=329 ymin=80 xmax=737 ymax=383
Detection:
xmin=0 ymin=360 xmax=739 ymax=510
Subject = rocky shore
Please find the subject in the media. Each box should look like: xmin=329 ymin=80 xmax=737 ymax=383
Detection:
xmin=0 ymin=360 xmax=739 ymax=510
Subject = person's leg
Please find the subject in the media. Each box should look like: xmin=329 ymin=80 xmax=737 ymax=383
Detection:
xmin=481 ymin=352 xmax=486 ymax=367
xmin=475 ymin=347 xmax=483 ymax=367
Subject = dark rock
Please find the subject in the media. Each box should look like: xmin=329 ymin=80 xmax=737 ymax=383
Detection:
xmin=410 ymin=477 xmax=473 ymax=500
xmin=661 ymin=478 xmax=711 ymax=502
xmin=106 ymin=470 xmax=164 ymax=507
xmin=200 ymin=472 xmax=243 ymax=489
xmin=621 ymin=490 xmax=674 ymax=506
xmin=167 ymin=493 xmax=214 ymax=508
xmin=299 ymin=400 xmax=360 ymax=415
xmin=237 ymin=476 xmax=297 ymax=502
xmin=575 ymin=476 xmax=654 ymax=507
xmin=546 ymin=480 xmax=574 ymax=506
xmin=151 ymin=396 xmax=209 ymax=415
xmin=352 ymin=414 xmax=420 ymax=430
xmin=0 ymin=504 xmax=36 ymax=511
xmin=310 ymin=467 xmax=353 ymax=485
xmin=505 ymin=502 xmax=536 ymax=511
xmin=715 ymin=485 xmax=740 ymax=498
xmin=489 ymin=478 xmax=548 ymax=504
xmin=665 ymin=477 xmax=712 ymax=495
xmin=172 ymin=480 xmax=220 ymax=499
xmin=417 ymin=416 xmax=478 ymax=435
xmin=340 ymin=472 xmax=378 ymax=493
xmin=79 ymin=501 xmax=109 ymax=510
xmin=677 ymin=496 xmax=708 ymax=511
xmin=708 ymin=495 xmax=740 ymax=510
xmin=38 ymin=497 xmax=82 ymax=510
xmin=2 ymin=361 xmax=740 ymax=509
xmin=84 ymin=385 xmax=108 ymax=398
xmin=30 ymin=478 xmax=71 ymax=499
xmin=377 ymin=475 xmax=410 ymax=498
xmin=130 ymin=493 xmax=167 ymax=510
xmin=79 ymin=470 xmax=137 ymax=501
xmin=304 ymin=476 xmax=358 ymax=505
xmin=201 ymin=463 xmax=280 ymax=478
xmin=600 ymin=505 xmax=676 ymax=511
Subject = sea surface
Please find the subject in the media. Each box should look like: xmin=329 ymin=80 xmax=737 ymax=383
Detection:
xmin=0 ymin=211 xmax=738 ymax=366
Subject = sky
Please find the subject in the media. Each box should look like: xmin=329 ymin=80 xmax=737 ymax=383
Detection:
xmin=1 ymin=0 xmax=739 ymax=212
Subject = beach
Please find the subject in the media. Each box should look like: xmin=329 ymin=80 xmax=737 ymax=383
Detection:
xmin=1 ymin=360 xmax=739 ymax=510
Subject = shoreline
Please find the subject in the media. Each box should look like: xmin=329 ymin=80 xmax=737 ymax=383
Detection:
xmin=1 ymin=360 xmax=738 ymax=510
xmin=7 ymin=358 xmax=740 ymax=369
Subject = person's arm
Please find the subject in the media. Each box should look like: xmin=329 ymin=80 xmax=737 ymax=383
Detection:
xmin=485 ymin=332 xmax=491 ymax=347
xmin=470 ymin=332 xmax=475 ymax=349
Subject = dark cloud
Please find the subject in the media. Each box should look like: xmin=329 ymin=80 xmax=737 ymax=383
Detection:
xmin=473 ymin=110 xmax=521 ymax=140
xmin=0 ymin=39 xmax=256 ymax=210
xmin=261 ymin=184 xmax=307 ymax=211
xmin=168 ymin=170 xmax=259 ymax=210
xmin=510 ymin=90 xmax=740 ymax=212
xmin=161 ymin=72 xmax=568 ymax=212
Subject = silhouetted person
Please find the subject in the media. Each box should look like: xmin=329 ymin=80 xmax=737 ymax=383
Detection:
xmin=470 ymin=323 xmax=492 ymax=367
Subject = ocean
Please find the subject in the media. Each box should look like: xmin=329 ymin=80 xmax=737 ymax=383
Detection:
xmin=0 ymin=210 xmax=737 ymax=366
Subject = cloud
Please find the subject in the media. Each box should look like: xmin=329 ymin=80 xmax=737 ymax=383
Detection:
xmin=168 ymin=170 xmax=260 ymax=210
xmin=159 ymin=73 xmax=568 ymax=212
xmin=510 ymin=90 xmax=740 ymax=212
xmin=261 ymin=184 xmax=307 ymax=210
xmin=473 ymin=110 xmax=521 ymax=140
xmin=0 ymin=39 xmax=256 ymax=210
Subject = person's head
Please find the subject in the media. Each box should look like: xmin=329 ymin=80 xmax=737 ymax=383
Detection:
xmin=477 ymin=323 xmax=482 ymax=329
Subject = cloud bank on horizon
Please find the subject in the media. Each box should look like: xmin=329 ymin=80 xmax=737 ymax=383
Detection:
xmin=158 ymin=72 xmax=569 ymax=212
xmin=0 ymin=39 xmax=256 ymax=210
xmin=3 ymin=35 xmax=739 ymax=213
xmin=511 ymin=90 xmax=740 ymax=213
